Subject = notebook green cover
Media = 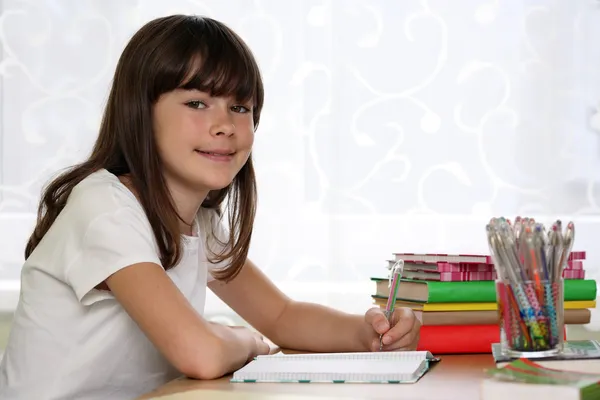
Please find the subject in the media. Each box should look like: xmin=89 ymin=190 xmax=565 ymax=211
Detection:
xmin=231 ymin=351 xmax=439 ymax=384
xmin=482 ymin=358 xmax=600 ymax=399
xmin=371 ymin=277 xmax=597 ymax=303
xmin=492 ymin=340 xmax=600 ymax=365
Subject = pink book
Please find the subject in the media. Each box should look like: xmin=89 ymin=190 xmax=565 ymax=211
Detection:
xmin=393 ymin=253 xmax=492 ymax=264
xmin=568 ymin=251 xmax=586 ymax=260
xmin=563 ymin=269 xmax=585 ymax=279
xmin=391 ymin=252 xmax=584 ymax=267
xmin=389 ymin=260 xmax=494 ymax=272
xmin=436 ymin=262 xmax=494 ymax=272
xmin=402 ymin=270 xmax=497 ymax=282
xmin=565 ymin=260 xmax=584 ymax=270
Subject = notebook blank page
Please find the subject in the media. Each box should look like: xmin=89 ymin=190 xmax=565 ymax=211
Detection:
xmin=233 ymin=358 xmax=425 ymax=382
xmin=261 ymin=351 xmax=430 ymax=361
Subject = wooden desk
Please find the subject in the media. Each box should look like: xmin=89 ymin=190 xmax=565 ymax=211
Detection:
xmin=139 ymin=354 xmax=494 ymax=400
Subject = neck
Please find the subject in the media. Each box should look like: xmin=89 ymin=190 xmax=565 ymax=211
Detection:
xmin=117 ymin=172 xmax=209 ymax=236
xmin=166 ymin=182 xmax=208 ymax=236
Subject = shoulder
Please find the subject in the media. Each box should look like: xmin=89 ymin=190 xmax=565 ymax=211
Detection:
xmin=46 ymin=168 xmax=155 ymax=244
xmin=57 ymin=170 xmax=161 ymax=303
xmin=65 ymin=169 xmax=156 ymax=247
xmin=33 ymin=169 xmax=156 ymax=260
xmin=24 ymin=169 xmax=162 ymax=304
xmin=65 ymin=169 xmax=145 ymax=224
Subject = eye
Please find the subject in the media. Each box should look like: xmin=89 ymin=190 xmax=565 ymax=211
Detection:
xmin=185 ymin=100 xmax=206 ymax=109
xmin=231 ymin=105 xmax=251 ymax=113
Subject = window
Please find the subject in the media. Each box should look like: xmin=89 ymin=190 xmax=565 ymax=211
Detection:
xmin=0 ymin=2 xmax=598 ymax=331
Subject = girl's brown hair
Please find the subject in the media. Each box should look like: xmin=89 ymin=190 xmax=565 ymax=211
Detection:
xmin=24 ymin=15 xmax=263 ymax=282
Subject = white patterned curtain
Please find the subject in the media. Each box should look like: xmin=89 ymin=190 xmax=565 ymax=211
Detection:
xmin=1 ymin=0 xmax=600 ymax=331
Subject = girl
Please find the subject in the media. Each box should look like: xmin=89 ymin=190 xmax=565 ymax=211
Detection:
xmin=0 ymin=15 xmax=420 ymax=400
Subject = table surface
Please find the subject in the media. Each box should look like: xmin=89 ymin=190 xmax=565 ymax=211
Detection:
xmin=138 ymin=353 xmax=495 ymax=400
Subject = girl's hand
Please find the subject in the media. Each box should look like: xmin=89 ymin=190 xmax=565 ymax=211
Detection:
xmin=362 ymin=307 xmax=421 ymax=352
xmin=230 ymin=326 xmax=270 ymax=361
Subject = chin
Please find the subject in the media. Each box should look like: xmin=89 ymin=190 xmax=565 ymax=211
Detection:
xmin=193 ymin=176 xmax=235 ymax=191
xmin=204 ymin=181 xmax=233 ymax=191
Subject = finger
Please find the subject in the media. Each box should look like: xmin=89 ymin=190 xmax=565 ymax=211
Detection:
xmin=257 ymin=338 xmax=271 ymax=355
xmin=364 ymin=307 xmax=390 ymax=334
xmin=381 ymin=308 xmax=420 ymax=346
xmin=369 ymin=337 xmax=382 ymax=352
xmin=381 ymin=330 xmax=420 ymax=352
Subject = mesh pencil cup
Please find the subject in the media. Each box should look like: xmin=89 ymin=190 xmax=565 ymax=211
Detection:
xmin=495 ymin=277 xmax=564 ymax=358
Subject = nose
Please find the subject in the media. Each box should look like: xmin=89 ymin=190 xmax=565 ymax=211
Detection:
xmin=209 ymin=111 xmax=235 ymax=137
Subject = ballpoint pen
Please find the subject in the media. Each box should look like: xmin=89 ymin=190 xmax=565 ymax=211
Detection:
xmin=555 ymin=221 xmax=574 ymax=281
xmin=380 ymin=259 xmax=404 ymax=351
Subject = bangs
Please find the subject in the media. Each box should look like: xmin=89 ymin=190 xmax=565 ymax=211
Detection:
xmin=150 ymin=17 xmax=262 ymax=107
xmin=181 ymin=52 xmax=257 ymax=105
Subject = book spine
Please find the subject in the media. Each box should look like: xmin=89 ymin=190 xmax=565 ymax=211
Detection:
xmin=419 ymin=309 xmax=591 ymax=326
xmin=423 ymin=279 xmax=597 ymax=303
xmin=563 ymin=269 xmax=585 ymax=279
xmin=565 ymin=260 xmax=584 ymax=270
xmin=426 ymin=280 xmax=498 ymax=303
xmin=416 ymin=325 xmax=499 ymax=354
xmin=569 ymin=251 xmax=586 ymax=261
xmin=393 ymin=252 xmax=584 ymax=264
xmin=416 ymin=325 xmax=568 ymax=354
xmin=438 ymin=271 xmax=497 ymax=281
xmin=401 ymin=260 xmax=582 ymax=272
xmin=402 ymin=270 xmax=498 ymax=281
xmin=394 ymin=254 xmax=493 ymax=264
xmin=437 ymin=263 xmax=494 ymax=272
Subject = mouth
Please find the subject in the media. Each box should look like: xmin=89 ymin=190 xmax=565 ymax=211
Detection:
xmin=194 ymin=149 xmax=236 ymax=162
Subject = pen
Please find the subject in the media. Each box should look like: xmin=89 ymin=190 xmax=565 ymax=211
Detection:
xmin=556 ymin=221 xmax=574 ymax=281
xmin=380 ymin=260 xmax=404 ymax=351
xmin=486 ymin=216 xmax=577 ymax=352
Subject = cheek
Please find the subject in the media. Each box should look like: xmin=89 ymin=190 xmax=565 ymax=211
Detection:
xmin=156 ymin=116 xmax=197 ymax=152
xmin=238 ymin=124 xmax=255 ymax=149
xmin=235 ymin=114 xmax=255 ymax=146
xmin=245 ymin=131 xmax=255 ymax=147
xmin=238 ymin=133 xmax=254 ymax=155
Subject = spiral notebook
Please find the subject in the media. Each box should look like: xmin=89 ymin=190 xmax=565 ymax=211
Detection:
xmin=231 ymin=351 xmax=439 ymax=384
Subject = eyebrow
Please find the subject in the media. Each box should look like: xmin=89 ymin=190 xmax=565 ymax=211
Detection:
xmin=176 ymin=88 xmax=206 ymax=95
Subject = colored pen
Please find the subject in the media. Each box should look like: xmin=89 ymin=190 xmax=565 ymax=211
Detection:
xmin=380 ymin=260 xmax=404 ymax=351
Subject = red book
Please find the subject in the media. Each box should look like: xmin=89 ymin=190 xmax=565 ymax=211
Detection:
xmin=416 ymin=325 xmax=499 ymax=354
xmin=416 ymin=325 xmax=568 ymax=354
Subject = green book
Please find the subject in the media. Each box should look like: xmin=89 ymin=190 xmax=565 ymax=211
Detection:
xmin=492 ymin=340 xmax=600 ymax=367
xmin=481 ymin=358 xmax=600 ymax=399
xmin=371 ymin=277 xmax=597 ymax=303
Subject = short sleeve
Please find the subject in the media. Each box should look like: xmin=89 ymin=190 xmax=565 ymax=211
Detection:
xmin=66 ymin=206 xmax=161 ymax=305
xmin=199 ymin=208 xmax=232 ymax=282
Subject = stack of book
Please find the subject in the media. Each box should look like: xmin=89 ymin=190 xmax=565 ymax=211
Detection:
xmin=371 ymin=252 xmax=596 ymax=354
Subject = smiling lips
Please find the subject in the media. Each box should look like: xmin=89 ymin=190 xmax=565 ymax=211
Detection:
xmin=194 ymin=148 xmax=236 ymax=162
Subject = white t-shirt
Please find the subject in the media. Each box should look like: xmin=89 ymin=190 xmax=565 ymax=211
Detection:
xmin=0 ymin=169 xmax=228 ymax=400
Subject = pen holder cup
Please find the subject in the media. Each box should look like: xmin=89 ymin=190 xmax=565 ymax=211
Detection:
xmin=495 ymin=278 xmax=564 ymax=358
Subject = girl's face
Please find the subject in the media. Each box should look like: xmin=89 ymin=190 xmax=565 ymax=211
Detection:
xmin=152 ymin=88 xmax=255 ymax=197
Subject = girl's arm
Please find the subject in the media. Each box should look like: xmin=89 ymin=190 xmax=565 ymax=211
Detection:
xmin=105 ymin=261 xmax=269 ymax=379
xmin=208 ymin=259 xmax=373 ymax=353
